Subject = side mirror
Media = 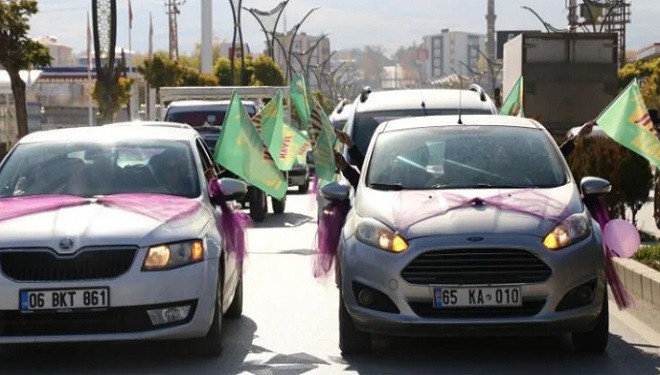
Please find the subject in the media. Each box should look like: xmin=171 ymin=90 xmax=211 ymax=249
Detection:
xmin=209 ymin=178 xmax=247 ymax=203
xmin=320 ymin=181 xmax=350 ymax=202
xmin=580 ymin=176 xmax=611 ymax=196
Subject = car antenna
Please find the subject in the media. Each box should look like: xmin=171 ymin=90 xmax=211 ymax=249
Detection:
xmin=421 ymin=100 xmax=428 ymax=116
xmin=457 ymin=88 xmax=464 ymax=125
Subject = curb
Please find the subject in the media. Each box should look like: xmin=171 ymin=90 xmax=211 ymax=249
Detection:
xmin=612 ymin=258 xmax=660 ymax=308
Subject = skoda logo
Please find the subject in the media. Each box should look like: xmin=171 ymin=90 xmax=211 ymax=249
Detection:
xmin=59 ymin=238 xmax=74 ymax=251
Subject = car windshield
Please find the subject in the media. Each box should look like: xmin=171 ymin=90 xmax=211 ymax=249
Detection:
xmin=166 ymin=106 xmax=256 ymax=127
xmin=366 ymin=126 xmax=567 ymax=190
xmin=0 ymin=140 xmax=200 ymax=198
xmin=351 ymin=108 xmax=491 ymax=157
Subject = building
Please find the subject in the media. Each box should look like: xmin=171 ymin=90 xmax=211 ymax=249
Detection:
xmin=420 ymin=30 xmax=485 ymax=84
xmin=636 ymin=43 xmax=660 ymax=61
xmin=274 ymin=32 xmax=331 ymax=90
xmin=35 ymin=36 xmax=75 ymax=67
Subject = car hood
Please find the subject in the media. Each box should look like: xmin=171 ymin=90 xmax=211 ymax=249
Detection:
xmin=0 ymin=203 xmax=211 ymax=252
xmin=354 ymin=184 xmax=583 ymax=239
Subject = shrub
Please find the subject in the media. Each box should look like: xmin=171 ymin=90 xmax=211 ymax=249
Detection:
xmin=568 ymin=136 xmax=653 ymax=224
xmin=634 ymin=245 xmax=660 ymax=271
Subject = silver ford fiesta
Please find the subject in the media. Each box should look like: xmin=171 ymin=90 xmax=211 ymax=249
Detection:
xmin=322 ymin=115 xmax=610 ymax=354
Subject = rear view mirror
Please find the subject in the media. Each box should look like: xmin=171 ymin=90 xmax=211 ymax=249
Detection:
xmin=580 ymin=177 xmax=611 ymax=197
xmin=209 ymin=178 xmax=247 ymax=203
xmin=320 ymin=182 xmax=350 ymax=202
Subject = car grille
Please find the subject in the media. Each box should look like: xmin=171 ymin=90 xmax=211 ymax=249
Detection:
xmin=0 ymin=247 xmax=138 ymax=281
xmin=409 ymin=299 xmax=546 ymax=319
xmin=0 ymin=301 xmax=197 ymax=336
xmin=401 ymin=249 xmax=552 ymax=285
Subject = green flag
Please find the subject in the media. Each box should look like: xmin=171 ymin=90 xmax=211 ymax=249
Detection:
xmin=309 ymin=99 xmax=338 ymax=184
xmin=290 ymin=74 xmax=311 ymax=129
xmin=252 ymin=91 xmax=312 ymax=171
xmin=214 ymin=92 xmax=287 ymax=199
xmin=597 ymin=79 xmax=660 ymax=167
xmin=500 ymin=76 xmax=525 ymax=117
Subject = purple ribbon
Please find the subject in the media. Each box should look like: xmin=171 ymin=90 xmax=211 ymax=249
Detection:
xmin=585 ymin=197 xmax=633 ymax=309
xmin=209 ymin=179 xmax=252 ymax=262
xmin=314 ymin=200 xmax=350 ymax=278
xmin=394 ymin=189 xmax=572 ymax=232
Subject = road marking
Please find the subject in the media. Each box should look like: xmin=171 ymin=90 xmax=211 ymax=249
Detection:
xmin=609 ymin=300 xmax=660 ymax=347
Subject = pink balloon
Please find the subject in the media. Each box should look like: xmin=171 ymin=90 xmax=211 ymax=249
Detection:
xmin=603 ymin=219 xmax=640 ymax=258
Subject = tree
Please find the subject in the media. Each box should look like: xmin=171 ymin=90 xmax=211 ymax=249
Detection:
xmin=213 ymin=54 xmax=284 ymax=87
xmin=619 ymin=57 xmax=660 ymax=110
xmin=92 ymin=77 xmax=134 ymax=123
xmin=138 ymin=53 xmax=180 ymax=98
xmin=0 ymin=0 xmax=52 ymax=139
xmin=179 ymin=65 xmax=219 ymax=86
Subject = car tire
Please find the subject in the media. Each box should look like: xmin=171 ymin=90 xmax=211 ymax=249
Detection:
xmin=572 ymin=292 xmax=609 ymax=353
xmin=272 ymin=195 xmax=286 ymax=214
xmin=298 ymin=179 xmax=310 ymax=194
xmin=339 ymin=294 xmax=371 ymax=355
xmin=194 ymin=267 xmax=224 ymax=356
xmin=249 ymin=188 xmax=267 ymax=222
xmin=226 ymin=269 xmax=243 ymax=319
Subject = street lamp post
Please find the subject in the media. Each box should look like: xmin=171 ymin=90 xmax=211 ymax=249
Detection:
xmin=228 ymin=0 xmax=247 ymax=85
xmin=92 ymin=0 xmax=118 ymax=124
xmin=243 ymin=1 xmax=290 ymax=58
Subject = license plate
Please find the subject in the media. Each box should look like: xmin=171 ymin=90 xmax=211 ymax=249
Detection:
xmin=433 ymin=286 xmax=522 ymax=308
xmin=20 ymin=288 xmax=110 ymax=312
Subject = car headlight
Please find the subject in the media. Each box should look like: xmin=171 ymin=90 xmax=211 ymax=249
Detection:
xmin=356 ymin=219 xmax=408 ymax=253
xmin=143 ymin=240 xmax=204 ymax=271
xmin=543 ymin=212 xmax=591 ymax=250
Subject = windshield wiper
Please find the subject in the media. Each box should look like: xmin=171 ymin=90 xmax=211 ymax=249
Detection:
xmin=369 ymin=182 xmax=404 ymax=191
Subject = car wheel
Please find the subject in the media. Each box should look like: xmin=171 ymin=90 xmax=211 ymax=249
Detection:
xmin=194 ymin=267 xmax=224 ymax=356
xmin=339 ymin=293 xmax=371 ymax=355
xmin=226 ymin=269 xmax=243 ymax=319
xmin=272 ymin=195 xmax=286 ymax=214
xmin=249 ymin=188 xmax=266 ymax=222
xmin=572 ymin=291 xmax=609 ymax=353
xmin=298 ymin=179 xmax=310 ymax=194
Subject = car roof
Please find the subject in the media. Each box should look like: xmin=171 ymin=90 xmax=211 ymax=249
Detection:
xmin=166 ymin=100 xmax=256 ymax=109
xmin=330 ymin=103 xmax=354 ymax=122
xmin=355 ymin=89 xmax=493 ymax=113
xmin=19 ymin=122 xmax=200 ymax=144
xmin=381 ymin=115 xmax=543 ymax=133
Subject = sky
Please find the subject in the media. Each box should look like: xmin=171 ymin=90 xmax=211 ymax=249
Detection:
xmin=31 ymin=0 xmax=660 ymax=57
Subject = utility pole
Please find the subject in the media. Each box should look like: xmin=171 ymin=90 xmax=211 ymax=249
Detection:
xmin=165 ymin=0 xmax=186 ymax=60
xmin=486 ymin=0 xmax=496 ymax=62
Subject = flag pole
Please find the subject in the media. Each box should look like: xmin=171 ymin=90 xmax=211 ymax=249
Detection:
xmin=87 ymin=12 xmax=94 ymax=127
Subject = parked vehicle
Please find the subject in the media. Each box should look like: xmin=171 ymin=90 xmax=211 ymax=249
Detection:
xmin=0 ymin=123 xmax=247 ymax=355
xmin=329 ymin=100 xmax=354 ymax=132
xmin=322 ymin=114 xmax=609 ymax=354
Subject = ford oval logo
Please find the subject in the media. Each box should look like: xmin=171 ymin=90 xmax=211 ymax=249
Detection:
xmin=467 ymin=236 xmax=484 ymax=242
xmin=59 ymin=238 xmax=74 ymax=250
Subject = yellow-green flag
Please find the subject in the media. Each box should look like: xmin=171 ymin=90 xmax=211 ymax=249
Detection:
xmin=500 ymin=76 xmax=525 ymax=117
xmin=290 ymin=74 xmax=311 ymax=129
xmin=597 ymin=79 xmax=660 ymax=167
xmin=309 ymin=99 xmax=338 ymax=184
xmin=252 ymin=91 xmax=311 ymax=171
xmin=214 ymin=92 xmax=287 ymax=199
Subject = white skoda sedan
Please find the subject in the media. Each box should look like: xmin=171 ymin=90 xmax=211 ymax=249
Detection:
xmin=0 ymin=123 xmax=246 ymax=355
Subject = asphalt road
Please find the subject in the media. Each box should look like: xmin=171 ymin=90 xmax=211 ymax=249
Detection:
xmin=1 ymin=191 xmax=659 ymax=374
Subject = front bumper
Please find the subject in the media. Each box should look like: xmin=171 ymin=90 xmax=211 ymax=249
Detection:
xmin=0 ymin=257 xmax=219 ymax=343
xmin=338 ymin=232 xmax=606 ymax=337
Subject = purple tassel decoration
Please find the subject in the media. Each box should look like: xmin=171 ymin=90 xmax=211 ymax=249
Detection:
xmin=585 ymin=196 xmax=633 ymax=309
xmin=209 ymin=179 xmax=252 ymax=262
xmin=313 ymin=200 xmax=350 ymax=278
xmin=311 ymin=174 xmax=319 ymax=196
